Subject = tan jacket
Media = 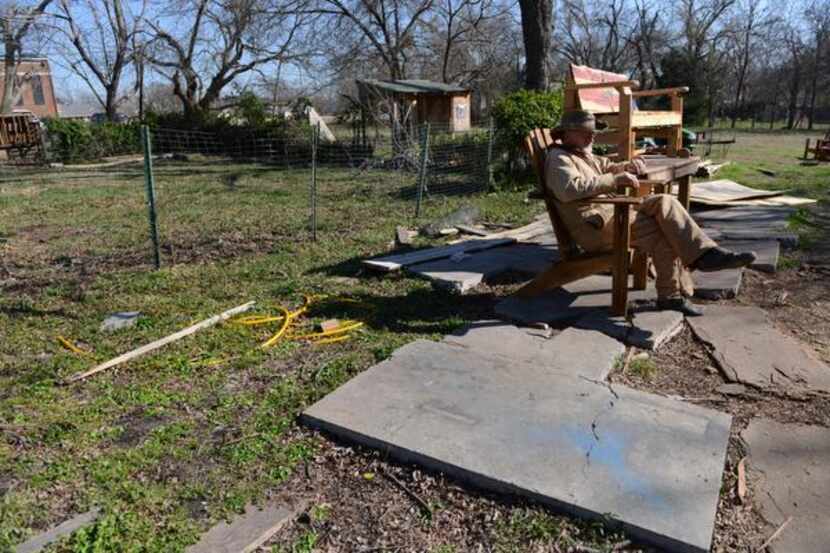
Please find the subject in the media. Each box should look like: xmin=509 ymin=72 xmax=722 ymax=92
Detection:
xmin=543 ymin=146 xmax=627 ymax=252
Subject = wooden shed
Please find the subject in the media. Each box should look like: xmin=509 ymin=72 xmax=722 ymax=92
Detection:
xmin=356 ymin=79 xmax=472 ymax=132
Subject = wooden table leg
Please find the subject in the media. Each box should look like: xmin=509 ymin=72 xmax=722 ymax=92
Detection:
xmin=612 ymin=205 xmax=631 ymax=317
xmin=678 ymin=174 xmax=691 ymax=211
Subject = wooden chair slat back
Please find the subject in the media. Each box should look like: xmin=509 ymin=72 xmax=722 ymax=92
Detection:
xmin=522 ymin=128 xmax=579 ymax=260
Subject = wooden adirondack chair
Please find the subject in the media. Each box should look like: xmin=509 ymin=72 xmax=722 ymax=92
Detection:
xmin=565 ymin=64 xmax=689 ymax=161
xmin=805 ymin=130 xmax=830 ymax=161
xmin=516 ymin=128 xmax=654 ymax=316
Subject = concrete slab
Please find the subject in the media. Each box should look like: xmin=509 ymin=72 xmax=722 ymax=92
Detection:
xmin=692 ymin=206 xmax=797 ymax=245
xmin=574 ymin=309 xmax=685 ymax=350
xmin=720 ymin=240 xmax=780 ymax=273
xmin=303 ymin=339 xmax=731 ymax=553
xmin=16 ymin=509 xmax=101 ymax=553
xmin=443 ymin=322 xmax=623 ymax=381
xmin=495 ymin=275 xmax=658 ymax=325
xmin=693 ymin=268 xmax=743 ymax=300
xmin=186 ymin=500 xmax=306 ymax=553
xmin=688 ymin=305 xmax=830 ymax=392
xmin=742 ymin=419 xmax=830 ymax=553
xmin=409 ymin=243 xmax=558 ymax=294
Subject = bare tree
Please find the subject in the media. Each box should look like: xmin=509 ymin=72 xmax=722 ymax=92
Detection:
xmin=54 ymin=0 xmax=146 ymax=120
xmin=553 ymin=0 xmax=633 ymax=72
xmin=145 ymin=0 xmax=309 ymax=117
xmin=314 ymin=0 xmax=434 ymax=80
xmin=0 ymin=0 xmax=54 ymax=113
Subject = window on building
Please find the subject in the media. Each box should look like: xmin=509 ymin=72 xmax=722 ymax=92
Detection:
xmin=32 ymin=75 xmax=45 ymax=106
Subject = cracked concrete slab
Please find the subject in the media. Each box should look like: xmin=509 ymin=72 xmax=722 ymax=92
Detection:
xmin=693 ymin=268 xmax=743 ymax=300
xmin=408 ymin=243 xmax=558 ymax=294
xmin=573 ymin=309 xmax=685 ymax=350
xmin=742 ymin=419 xmax=830 ymax=553
xmin=443 ymin=322 xmax=623 ymax=381
xmin=303 ymin=339 xmax=731 ymax=553
xmin=688 ymin=305 xmax=830 ymax=392
xmin=495 ymin=275 xmax=659 ymax=325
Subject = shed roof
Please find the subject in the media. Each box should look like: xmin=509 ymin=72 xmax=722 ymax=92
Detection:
xmin=357 ymin=79 xmax=469 ymax=95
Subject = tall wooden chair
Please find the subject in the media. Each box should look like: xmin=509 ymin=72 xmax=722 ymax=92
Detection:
xmin=565 ymin=64 xmax=689 ymax=161
xmin=516 ymin=129 xmax=655 ymax=316
xmin=805 ymin=130 xmax=830 ymax=161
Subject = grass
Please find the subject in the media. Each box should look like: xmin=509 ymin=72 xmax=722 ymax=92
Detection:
xmin=692 ymin=131 xmax=830 ymax=199
xmin=0 ymin=157 xmax=539 ymax=552
xmin=0 ymin=129 xmax=825 ymax=551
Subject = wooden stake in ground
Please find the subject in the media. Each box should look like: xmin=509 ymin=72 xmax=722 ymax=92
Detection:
xmin=64 ymin=301 xmax=255 ymax=383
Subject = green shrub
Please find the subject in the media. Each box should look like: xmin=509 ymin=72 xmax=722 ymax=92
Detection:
xmin=45 ymin=118 xmax=141 ymax=163
xmin=491 ymin=89 xmax=563 ymax=154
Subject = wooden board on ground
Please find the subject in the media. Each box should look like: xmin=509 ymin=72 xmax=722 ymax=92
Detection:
xmin=364 ymin=217 xmax=552 ymax=272
xmin=690 ymin=195 xmax=817 ymax=208
xmin=363 ymin=238 xmax=517 ymax=272
xmin=688 ymin=180 xmax=785 ymax=204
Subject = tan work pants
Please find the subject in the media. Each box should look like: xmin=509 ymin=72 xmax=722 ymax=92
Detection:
xmin=631 ymin=194 xmax=717 ymax=299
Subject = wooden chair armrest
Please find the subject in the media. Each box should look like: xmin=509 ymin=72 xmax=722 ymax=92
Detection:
xmin=581 ymin=197 xmax=643 ymax=206
xmin=566 ymin=80 xmax=639 ymax=91
xmin=630 ymin=86 xmax=689 ymax=97
xmin=527 ymin=189 xmax=545 ymax=200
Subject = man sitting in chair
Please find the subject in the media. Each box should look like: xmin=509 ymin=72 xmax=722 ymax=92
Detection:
xmin=544 ymin=110 xmax=756 ymax=316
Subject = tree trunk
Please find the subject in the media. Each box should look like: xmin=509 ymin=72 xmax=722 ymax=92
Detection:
xmin=1 ymin=40 xmax=18 ymax=114
xmin=786 ymin=66 xmax=800 ymax=129
xmin=518 ymin=0 xmax=551 ymax=90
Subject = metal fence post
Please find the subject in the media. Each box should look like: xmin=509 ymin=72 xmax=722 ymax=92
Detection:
xmin=309 ymin=122 xmax=319 ymax=241
xmin=415 ymin=123 xmax=431 ymax=218
xmin=141 ymin=125 xmax=161 ymax=269
xmin=485 ymin=117 xmax=495 ymax=189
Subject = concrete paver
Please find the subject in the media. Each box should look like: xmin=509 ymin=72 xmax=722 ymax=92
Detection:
xmin=688 ymin=305 xmax=830 ymax=392
xmin=443 ymin=322 xmax=623 ymax=381
xmin=742 ymin=419 xmax=830 ymax=553
xmin=303 ymin=339 xmax=732 ymax=553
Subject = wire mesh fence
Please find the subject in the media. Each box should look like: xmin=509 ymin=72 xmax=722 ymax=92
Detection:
xmin=0 ymin=119 xmax=496 ymax=286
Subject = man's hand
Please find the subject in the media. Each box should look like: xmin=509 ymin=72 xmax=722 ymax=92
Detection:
xmin=624 ymin=157 xmax=647 ymax=176
xmin=614 ymin=172 xmax=639 ymax=190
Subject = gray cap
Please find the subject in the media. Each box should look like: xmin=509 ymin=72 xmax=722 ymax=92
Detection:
xmin=554 ymin=110 xmax=608 ymax=133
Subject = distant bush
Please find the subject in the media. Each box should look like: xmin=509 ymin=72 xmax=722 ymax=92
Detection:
xmin=491 ymin=89 xmax=563 ymax=153
xmin=45 ymin=118 xmax=141 ymax=163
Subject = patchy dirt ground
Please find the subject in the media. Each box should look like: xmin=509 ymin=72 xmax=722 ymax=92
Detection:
xmin=262 ymin=263 xmax=830 ymax=553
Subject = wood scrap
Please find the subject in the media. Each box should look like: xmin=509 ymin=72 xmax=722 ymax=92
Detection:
xmin=363 ymin=238 xmax=515 ymax=272
xmin=64 ymin=301 xmax=255 ymax=383
xmin=455 ymin=224 xmax=490 ymax=237
xmin=736 ymin=457 xmax=747 ymax=503
xmin=757 ymin=168 xmax=776 ymax=177
xmin=319 ymin=319 xmax=340 ymax=333
xmin=755 ymin=516 xmax=792 ymax=552
xmin=449 ymin=216 xmax=550 ymax=244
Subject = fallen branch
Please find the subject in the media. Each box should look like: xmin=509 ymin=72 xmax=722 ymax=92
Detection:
xmin=381 ymin=470 xmax=432 ymax=516
xmin=756 ymin=516 xmax=792 ymax=552
xmin=64 ymin=301 xmax=255 ymax=383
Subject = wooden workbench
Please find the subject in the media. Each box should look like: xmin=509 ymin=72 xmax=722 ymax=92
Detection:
xmin=641 ymin=155 xmax=700 ymax=210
